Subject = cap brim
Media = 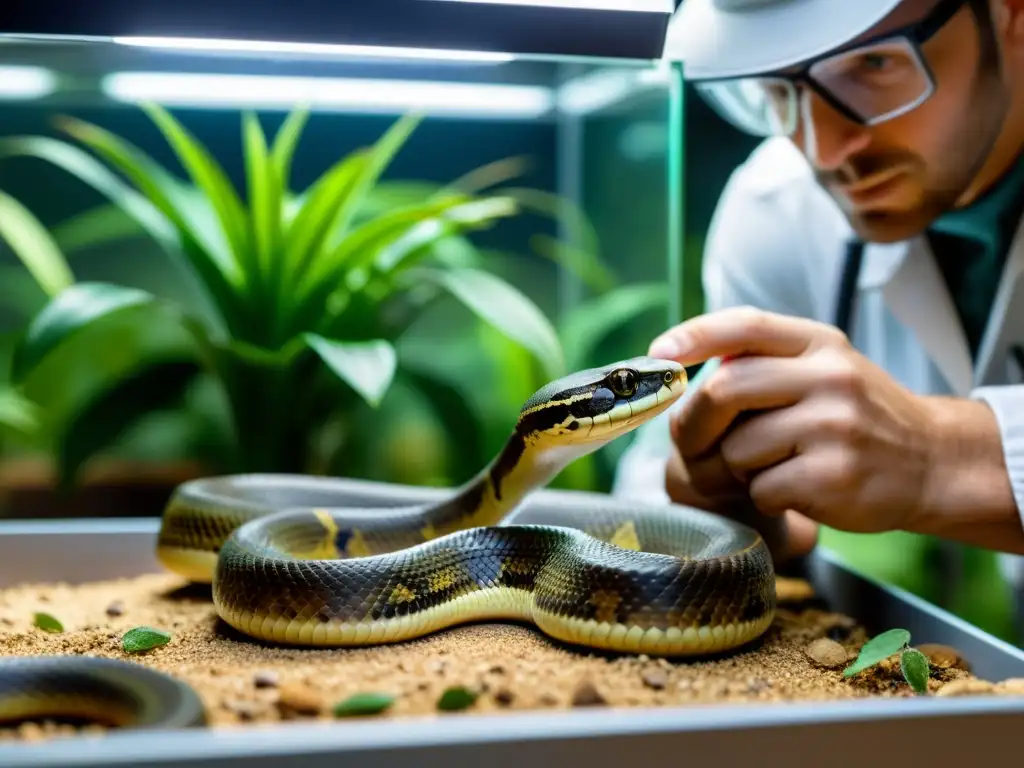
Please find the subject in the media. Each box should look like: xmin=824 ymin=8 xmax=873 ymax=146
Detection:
xmin=664 ymin=0 xmax=905 ymax=79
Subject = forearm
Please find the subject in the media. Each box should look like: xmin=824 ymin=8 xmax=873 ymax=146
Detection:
xmin=908 ymin=394 xmax=1024 ymax=554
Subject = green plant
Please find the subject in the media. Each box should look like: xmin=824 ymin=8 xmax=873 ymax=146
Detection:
xmin=843 ymin=628 xmax=931 ymax=694
xmin=0 ymin=105 xmax=582 ymax=485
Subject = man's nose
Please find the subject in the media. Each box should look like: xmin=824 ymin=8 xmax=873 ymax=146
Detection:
xmin=796 ymin=89 xmax=871 ymax=172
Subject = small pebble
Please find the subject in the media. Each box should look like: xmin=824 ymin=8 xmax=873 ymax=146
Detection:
xmin=571 ymin=680 xmax=607 ymax=707
xmin=494 ymin=688 xmax=515 ymax=706
xmin=804 ymin=638 xmax=848 ymax=668
xmin=105 ymin=601 xmax=124 ymax=617
xmin=224 ymin=699 xmax=263 ymax=721
xmin=916 ymin=644 xmax=968 ymax=672
xmin=642 ymin=668 xmax=668 ymax=690
xmin=276 ymin=684 xmax=323 ymax=717
xmin=253 ymin=670 xmax=279 ymax=689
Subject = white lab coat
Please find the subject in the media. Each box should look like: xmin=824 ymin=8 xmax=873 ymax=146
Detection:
xmin=612 ymin=136 xmax=1024 ymax=580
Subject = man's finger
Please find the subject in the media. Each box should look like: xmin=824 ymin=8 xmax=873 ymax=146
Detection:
xmin=684 ymin=450 xmax=748 ymax=499
xmin=671 ymin=355 xmax=821 ymax=459
xmin=747 ymin=454 xmax=814 ymax=518
xmin=648 ymin=306 xmax=841 ymax=365
xmin=719 ymin=404 xmax=807 ymax=478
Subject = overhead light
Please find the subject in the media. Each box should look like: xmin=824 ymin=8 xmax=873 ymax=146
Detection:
xmin=101 ymin=72 xmax=553 ymax=118
xmin=423 ymin=0 xmax=673 ymax=10
xmin=111 ymin=36 xmax=515 ymax=63
xmin=0 ymin=66 xmax=57 ymax=99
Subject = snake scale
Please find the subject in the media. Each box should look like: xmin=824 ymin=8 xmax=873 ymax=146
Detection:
xmin=0 ymin=355 xmax=776 ymax=732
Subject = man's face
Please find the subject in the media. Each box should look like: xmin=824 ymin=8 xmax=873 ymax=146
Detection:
xmin=791 ymin=0 xmax=1016 ymax=243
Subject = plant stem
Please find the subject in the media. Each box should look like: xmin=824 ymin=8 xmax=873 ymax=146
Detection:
xmin=219 ymin=355 xmax=309 ymax=473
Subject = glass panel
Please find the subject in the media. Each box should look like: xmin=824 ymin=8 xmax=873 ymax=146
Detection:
xmin=0 ymin=34 xmax=682 ymax=515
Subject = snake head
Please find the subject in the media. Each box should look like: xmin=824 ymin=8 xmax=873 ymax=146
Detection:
xmin=518 ymin=356 xmax=687 ymax=447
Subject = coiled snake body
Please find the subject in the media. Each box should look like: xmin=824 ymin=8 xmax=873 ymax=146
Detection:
xmin=0 ymin=356 xmax=776 ymax=731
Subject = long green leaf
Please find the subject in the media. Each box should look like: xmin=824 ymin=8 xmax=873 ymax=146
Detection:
xmin=557 ymin=283 xmax=669 ymax=370
xmin=49 ymin=117 xmax=242 ymax=330
xmin=242 ymin=112 xmax=281 ymax=304
xmin=303 ymin=333 xmax=397 ymax=408
xmin=270 ymin=107 xmax=309 ymax=194
xmin=498 ymin=186 xmax=613 ymax=291
xmin=300 ymin=197 xmax=517 ymax=338
xmin=447 ymin=155 xmax=531 ymax=196
xmin=0 ymin=189 xmax=74 ymax=297
xmin=142 ymin=104 xmax=253 ymax=282
xmin=372 ymin=197 xmax=517 ymax=276
xmin=282 ymin=151 xmax=368 ymax=286
xmin=286 ymin=112 xmax=422 ymax=286
xmin=411 ymin=267 xmax=565 ymax=379
xmin=56 ymin=357 xmax=202 ymax=489
xmin=529 ymin=233 xmax=616 ymax=294
xmin=0 ymin=136 xmax=174 ymax=252
xmin=298 ymin=194 xmax=475 ymax=294
xmin=10 ymin=282 xmax=160 ymax=383
xmin=0 ymin=386 xmax=41 ymax=438
xmin=326 ymin=112 xmax=423 ymax=248
xmin=50 ymin=203 xmax=149 ymax=255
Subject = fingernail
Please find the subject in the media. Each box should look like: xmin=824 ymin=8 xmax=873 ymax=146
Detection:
xmin=649 ymin=333 xmax=689 ymax=359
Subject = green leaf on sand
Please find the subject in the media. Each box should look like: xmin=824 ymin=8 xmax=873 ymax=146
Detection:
xmin=437 ymin=685 xmax=478 ymax=711
xmin=122 ymin=626 xmax=172 ymax=653
xmin=843 ymin=628 xmax=911 ymax=677
xmin=33 ymin=612 xmax=63 ymax=633
xmin=333 ymin=691 xmax=396 ymax=717
xmin=900 ymin=648 xmax=931 ymax=694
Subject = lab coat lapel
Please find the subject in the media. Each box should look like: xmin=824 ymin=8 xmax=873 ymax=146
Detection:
xmin=974 ymin=216 xmax=1024 ymax=386
xmin=859 ymin=237 xmax=974 ymax=396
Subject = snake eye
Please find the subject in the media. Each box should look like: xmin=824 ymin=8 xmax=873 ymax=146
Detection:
xmin=663 ymin=371 xmax=673 ymax=384
xmin=607 ymin=368 xmax=638 ymax=397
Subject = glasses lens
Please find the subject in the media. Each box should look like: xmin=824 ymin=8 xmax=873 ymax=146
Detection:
xmin=695 ymin=77 xmax=797 ymax=137
xmin=808 ymin=37 xmax=931 ymax=124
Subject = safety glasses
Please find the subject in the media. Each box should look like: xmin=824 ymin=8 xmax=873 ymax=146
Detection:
xmin=693 ymin=0 xmax=971 ymax=137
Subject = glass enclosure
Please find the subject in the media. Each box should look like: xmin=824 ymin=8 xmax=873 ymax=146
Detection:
xmin=0 ymin=34 xmax=684 ymax=519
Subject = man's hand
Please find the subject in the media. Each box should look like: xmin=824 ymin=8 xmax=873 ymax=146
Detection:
xmin=649 ymin=306 xmax=1024 ymax=553
xmin=664 ymin=445 xmax=820 ymax=563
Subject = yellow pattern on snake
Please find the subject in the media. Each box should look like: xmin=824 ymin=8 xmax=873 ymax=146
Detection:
xmin=0 ymin=357 xmax=776 ymax=732
xmin=157 ymin=356 xmax=776 ymax=657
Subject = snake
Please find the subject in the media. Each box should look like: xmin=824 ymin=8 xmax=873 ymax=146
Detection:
xmin=0 ymin=355 xmax=776 ymax=733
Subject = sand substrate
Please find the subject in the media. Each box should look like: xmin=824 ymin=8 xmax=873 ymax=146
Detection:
xmin=1 ymin=572 xmax=1023 ymax=742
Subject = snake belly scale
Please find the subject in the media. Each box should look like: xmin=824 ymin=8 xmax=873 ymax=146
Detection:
xmin=157 ymin=355 xmax=777 ymax=657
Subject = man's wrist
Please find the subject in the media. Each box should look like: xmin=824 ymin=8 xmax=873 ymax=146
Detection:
xmin=910 ymin=395 xmax=1024 ymax=551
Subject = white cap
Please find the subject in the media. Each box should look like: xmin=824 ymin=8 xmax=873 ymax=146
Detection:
xmin=663 ymin=0 xmax=905 ymax=79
